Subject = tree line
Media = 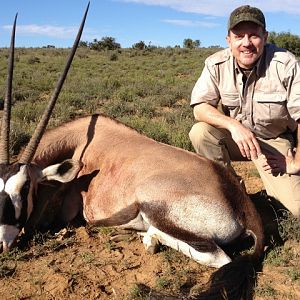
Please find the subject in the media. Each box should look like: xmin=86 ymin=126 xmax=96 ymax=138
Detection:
xmin=78 ymin=37 xmax=202 ymax=50
xmin=78 ymin=32 xmax=300 ymax=56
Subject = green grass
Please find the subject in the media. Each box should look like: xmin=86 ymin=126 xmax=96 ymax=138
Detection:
xmin=0 ymin=47 xmax=217 ymax=155
xmin=278 ymin=211 xmax=300 ymax=242
xmin=257 ymin=213 xmax=300 ymax=299
xmin=127 ymin=284 xmax=152 ymax=300
xmin=264 ymin=245 xmax=296 ymax=267
xmin=286 ymin=268 xmax=300 ymax=281
xmin=255 ymin=284 xmax=278 ymax=297
xmin=264 ymin=213 xmax=300 ymax=267
xmin=156 ymin=276 xmax=171 ymax=289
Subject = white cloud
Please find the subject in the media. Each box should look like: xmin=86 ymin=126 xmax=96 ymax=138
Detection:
xmin=118 ymin=0 xmax=300 ymax=16
xmin=163 ymin=19 xmax=219 ymax=28
xmin=3 ymin=24 xmax=78 ymax=39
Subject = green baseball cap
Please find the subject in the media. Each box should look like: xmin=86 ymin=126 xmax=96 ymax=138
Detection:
xmin=228 ymin=5 xmax=266 ymax=31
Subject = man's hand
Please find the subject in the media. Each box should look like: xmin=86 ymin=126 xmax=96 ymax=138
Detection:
xmin=193 ymin=103 xmax=261 ymax=159
xmin=228 ymin=120 xmax=261 ymax=160
xmin=262 ymin=149 xmax=300 ymax=175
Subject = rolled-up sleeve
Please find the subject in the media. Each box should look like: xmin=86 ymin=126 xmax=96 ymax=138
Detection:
xmin=287 ymin=61 xmax=300 ymax=122
xmin=190 ymin=61 xmax=220 ymax=107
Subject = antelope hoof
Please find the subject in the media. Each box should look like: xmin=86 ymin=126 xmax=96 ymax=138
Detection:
xmin=142 ymin=233 xmax=159 ymax=254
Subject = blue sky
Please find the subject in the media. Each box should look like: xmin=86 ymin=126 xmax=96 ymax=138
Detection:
xmin=1 ymin=0 xmax=300 ymax=48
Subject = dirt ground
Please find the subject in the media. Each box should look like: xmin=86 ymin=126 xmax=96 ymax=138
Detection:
xmin=0 ymin=161 xmax=299 ymax=300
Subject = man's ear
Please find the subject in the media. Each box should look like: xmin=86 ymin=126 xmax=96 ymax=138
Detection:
xmin=264 ymin=31 xmax=268 ymax=43
xmin=41 ymin=159 xmax=83 ymax=183
xmin=226 ymin=34 xmax=231 ymax=46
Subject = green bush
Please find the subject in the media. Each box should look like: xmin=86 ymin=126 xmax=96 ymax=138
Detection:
xmin=268 ymin=31 xmax=300 ymax=56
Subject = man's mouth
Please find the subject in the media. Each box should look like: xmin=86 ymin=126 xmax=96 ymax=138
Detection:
xmin=241 ymin=49 xmax=256 ymax=55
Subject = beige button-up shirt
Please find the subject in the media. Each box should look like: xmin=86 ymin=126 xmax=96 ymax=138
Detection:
xmin=191 ymin=44 xmax=300 ymax=139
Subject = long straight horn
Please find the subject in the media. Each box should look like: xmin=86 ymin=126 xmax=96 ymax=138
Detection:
xmin=0 ymin=14 xmax=17 ymax=165
xmin=19 ymin=3 xmax=90 ymax=164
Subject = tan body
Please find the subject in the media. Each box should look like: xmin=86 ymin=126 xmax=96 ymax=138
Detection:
xmin=33 ymin=114 xmax=264 ymax=269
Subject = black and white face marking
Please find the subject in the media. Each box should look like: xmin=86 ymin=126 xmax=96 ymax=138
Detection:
xmin=0 ymin=159 xmax=81 ymax=252
xmin=0 ymin=164 xmax=31 ymax=251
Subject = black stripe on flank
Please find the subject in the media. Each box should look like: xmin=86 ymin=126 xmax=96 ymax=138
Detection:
xmin=141 ymin=202 xmax=218 ymax=253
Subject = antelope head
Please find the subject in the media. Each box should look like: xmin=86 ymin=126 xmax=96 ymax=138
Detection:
xmin=0 ymin=4 xmax=89 ymax=252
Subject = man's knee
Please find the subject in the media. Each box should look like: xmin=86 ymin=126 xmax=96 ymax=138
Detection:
xmin=283 ymin=195 xmax=300 ymax=218
xmin=263 ymin=178 xmax=300 ymax=218
xmin=290 ymin=206 xmax=300 ymax=218
xmin=189 ymin=122 xmax=217 ymax=152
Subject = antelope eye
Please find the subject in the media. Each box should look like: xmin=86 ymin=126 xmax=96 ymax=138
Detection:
xmin=0 ymin=178 xmax=4 ymax=192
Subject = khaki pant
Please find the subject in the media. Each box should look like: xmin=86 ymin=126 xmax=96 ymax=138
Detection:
xmin=189 ymin=122 xmax=300 ymax=217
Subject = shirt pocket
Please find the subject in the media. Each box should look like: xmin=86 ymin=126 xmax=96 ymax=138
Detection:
xmin=220 ymin=92 xmax=240 ymax=118
xmin=253 ymin=92 xmax=289 ymax=124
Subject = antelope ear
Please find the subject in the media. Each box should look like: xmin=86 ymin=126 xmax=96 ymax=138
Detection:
xmin=41 ymin=159 xmax=83 ymax=183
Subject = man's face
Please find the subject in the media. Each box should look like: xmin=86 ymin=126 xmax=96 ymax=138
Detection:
xmin=226 ymin=21 xmax=268 ymax=69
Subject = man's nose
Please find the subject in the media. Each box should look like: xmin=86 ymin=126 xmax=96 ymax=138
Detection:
xmin=242 ymin=35 xmax=251 ymax=46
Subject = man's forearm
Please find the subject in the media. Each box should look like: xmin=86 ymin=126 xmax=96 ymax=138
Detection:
xmin=193 ymin=103 xmax=240 ymax=131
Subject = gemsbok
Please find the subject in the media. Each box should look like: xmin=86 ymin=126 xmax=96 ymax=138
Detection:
xmin=0 ymin=4 xmax=265 ymax=299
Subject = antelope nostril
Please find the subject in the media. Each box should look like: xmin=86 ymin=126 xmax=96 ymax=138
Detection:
xmin=0 ymin=225 xmax=20 ymax=252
